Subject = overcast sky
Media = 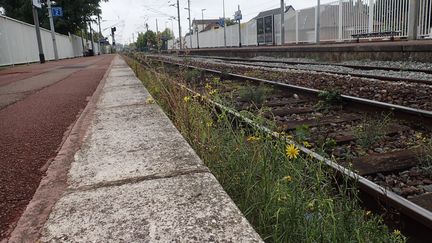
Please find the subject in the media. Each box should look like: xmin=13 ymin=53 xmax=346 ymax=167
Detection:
xmin=98 ymin=0 xmax=336 ymax=44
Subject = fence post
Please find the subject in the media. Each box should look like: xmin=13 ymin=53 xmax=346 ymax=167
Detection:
xmin=296 ymin=10 xmax=299 ymax=44
xmin=368 ymin=0 xmax=374 ymax=33
xmin=408 ymin=0 xmax=420 ymax=40
xmin=315 ymin=0 xmax=321 ymax=44
xmin=338 ymin=0 xmax=343 ymax=41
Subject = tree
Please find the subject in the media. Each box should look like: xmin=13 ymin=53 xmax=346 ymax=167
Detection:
xmin=0 ymin=0 xmax=108 ymax=35
xmin=225 ymin=18 xmax=237 ymax=27
xmin=160 ymin=28 xmax=174 ymax=40
xmin=136 ymin=30 xmax=157 ymax=51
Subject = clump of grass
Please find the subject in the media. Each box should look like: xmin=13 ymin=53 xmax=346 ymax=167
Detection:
xmin=125 ymin=56 xmax=406 ymax=243
xmin=185 ymin=69 xmax=204 ymax=83
xmin=416 ymin=134 xmax=432 ymax=177
xmin=354 ymin=114 xmax=391 ymax=150
xmin=238 ymin=85 xmax=271 ymax=107
xmin=316 ymin=90 xmax=343 ymax=111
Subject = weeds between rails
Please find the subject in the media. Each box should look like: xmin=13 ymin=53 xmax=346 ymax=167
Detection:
xmin=125 ymin=55 xmax=406 ymax=242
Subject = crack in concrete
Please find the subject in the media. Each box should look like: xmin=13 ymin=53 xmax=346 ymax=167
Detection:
xmin=68 ymin=168 xmax=211 ymax=193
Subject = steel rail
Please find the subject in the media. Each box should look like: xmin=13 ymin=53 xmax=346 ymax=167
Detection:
xmin=140 ymin=56 xmax=432 ymax=230
xmin=183 ymin=54 xmax=432 ymax=75
xmin=180 ymin=55 xmax=432 ymax=85
xmin=156 ymin=58 xmax=432 ymax=120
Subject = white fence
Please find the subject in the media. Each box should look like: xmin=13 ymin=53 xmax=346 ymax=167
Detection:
xmin=169 ymin=0 xmax=432 ymax=49
xmin=0 ymin=15 xmax=99 ymax=66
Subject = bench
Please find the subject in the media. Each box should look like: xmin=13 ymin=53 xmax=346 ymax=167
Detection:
xmin=351 ymin=31 xmax=401 ymax=42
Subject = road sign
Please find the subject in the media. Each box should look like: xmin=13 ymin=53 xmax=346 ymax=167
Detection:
xmin=52 ymin=7 xmax=63 ymax=17
xmin=234 ymin=10 xmax=242 ymax=21
xmin=32 ymin=0 xmax=42 ymax=8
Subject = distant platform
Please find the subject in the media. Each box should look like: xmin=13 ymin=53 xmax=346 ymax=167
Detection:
xmin=176 ymin=40 xmax=432 ymax=62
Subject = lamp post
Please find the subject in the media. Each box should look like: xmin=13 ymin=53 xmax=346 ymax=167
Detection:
xmin=47 ymin=0 xmax=59 ymax=60
xmin=31 ymin=0 xmax=45 ymax=63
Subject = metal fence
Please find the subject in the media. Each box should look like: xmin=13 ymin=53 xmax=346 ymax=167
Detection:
xmin=0 ymin=15 xmax=99 ymax=66
xmin=169 ymin=0 xmax=431 ymax=49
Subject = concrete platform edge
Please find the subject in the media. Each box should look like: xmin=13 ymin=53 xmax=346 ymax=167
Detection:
xmin=21 ymin=55 xmax=262 ymax=242
xmin=5 ymin=56 xmax=116 ymax=243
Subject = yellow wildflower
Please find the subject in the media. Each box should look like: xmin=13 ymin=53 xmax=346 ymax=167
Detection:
xmin=282 ymin=176 xmax=292 ymax=182
xmin=285 ymin=144 xmax=300 ymax=159
xmin=307 ymin=202 xmax=315 ymax=211
xmin=206 ymin=121 xmax=213 ymax=127
xmin=303 ymin=141 xmax=312 ymax=148
xmin=205 ymin=83 xmax=212 ymax=90
xmin=209 ymin=89 xmax=217 ymax=96
xmin=146 ymin=97 xmax=155 ymax=104
xmin=183 ymin=96 xmax=191 ymax=103
xmin=247 ymin=136 xmax=260 ymax=143
xmin=393 ymin=229 xmax=401 ymax=236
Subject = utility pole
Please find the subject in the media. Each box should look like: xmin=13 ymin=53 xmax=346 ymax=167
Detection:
xmin=187 ymin=0 xmax=192 ymax=48
xmin=98 ymin=15 xmax=102 ymax=55
xmin=195 ymin=19 xmax=200 ymax=49
xmin=176 ymin=0 xmax=182 ymax=50
xmin=408 ymin=0 xmax=420 ymax=40
xmin=235 ymin=5 xmax=242 ymax=47
xmin=89 ymin=21 xmax=95 ymax=56
xmin=47 ymin=0 xmax=59 ymax=60
xmin=31 ymin=1 xmax=45 ymax=63
xmin=315 ymin=0 xmax=320 ymax=44
xmin=223 ymin=0 xmax=227 ymax=47
xmin=280 ymin=0 xmax=285 ymax=45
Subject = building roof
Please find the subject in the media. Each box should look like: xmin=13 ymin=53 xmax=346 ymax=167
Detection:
xmin=253 ymin=5 xmax=294 ymax=19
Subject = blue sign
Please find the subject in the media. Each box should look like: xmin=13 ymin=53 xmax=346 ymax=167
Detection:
xmin=52 ymin=7 xmax=63 ymax=17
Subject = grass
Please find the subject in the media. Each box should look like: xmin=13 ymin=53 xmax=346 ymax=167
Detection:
xmin=354 ymin=114 xmax=391 ymax=150
xmin=125 ymin=55 xmax=406 ymax=243
xmin=238 ymin=85 xmax=271 ymax=107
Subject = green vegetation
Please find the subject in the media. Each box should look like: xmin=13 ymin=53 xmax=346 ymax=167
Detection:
xmin=354 ymin=115 xmax=391 ymax=149
xmin=316 ymin=90 xmax=343 ymax=111
xmin=417 ymin=134 xmax=432 ymax=177
xmin=125 ymin=56 xmax=406 ymax=242
xmin=238 ymin=85 xmax=271 ymax=107
xmin=0 ymin=0 xmax=107 ymax=35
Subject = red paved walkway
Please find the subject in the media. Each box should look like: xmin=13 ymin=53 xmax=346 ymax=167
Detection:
xmin=0 ymin=55 xmax=115 ymax=239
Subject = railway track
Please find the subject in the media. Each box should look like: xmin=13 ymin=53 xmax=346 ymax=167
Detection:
xmin=151 ymin=54 xmax=432 ymax=112
xmin=132 ymin=54 xmax=432 ymax=239
xmin=180 ymin=55 xmax=432 ymax=85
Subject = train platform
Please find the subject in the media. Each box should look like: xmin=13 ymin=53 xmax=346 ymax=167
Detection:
xmin=7 ymin=55 xmax=262 ymax=242
xmin=180 ymin=39 xmax=432 ymax=62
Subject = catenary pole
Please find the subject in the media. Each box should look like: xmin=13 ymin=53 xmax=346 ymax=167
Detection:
xmin=223 ymin=0 xmax=227 ymax=47
xmin=31 ymin=2 xmax=45 ymax=63
xmin=280 ymin=0 xmax=285 ymax=45
xmin=98 ymin=15 xmax=102 ymax=54
xmin=177 ymin=0 xmax=182 ymax=50
xmin=47 ymin=0 xmax=59 ymax=60
xmin=187 ymin=0 xmax=192 ymax=48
